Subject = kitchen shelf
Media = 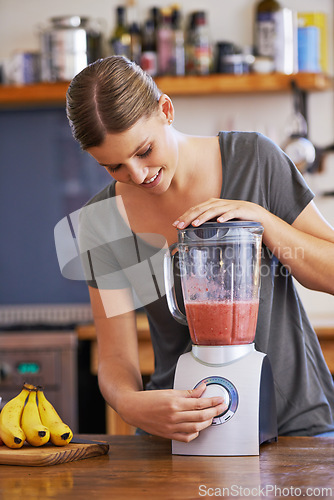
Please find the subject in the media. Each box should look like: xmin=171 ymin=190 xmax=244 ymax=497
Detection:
xmin=0 ymin=72 xmax=332 ymax=107
xmin=157 ymin=72 xmax=332 ymax=95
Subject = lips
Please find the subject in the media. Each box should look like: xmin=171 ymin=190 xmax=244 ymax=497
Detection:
xmin=143 ymin=170 xmax=160 ymax=184
xmin=142 ymin=168 xmax=162 ymax=188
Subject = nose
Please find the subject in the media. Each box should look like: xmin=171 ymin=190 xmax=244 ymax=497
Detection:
xmin=126 ymin=161 xmax=147 ymax=185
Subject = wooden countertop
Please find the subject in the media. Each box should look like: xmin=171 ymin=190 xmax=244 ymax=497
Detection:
xmin=0 ymin=435 xmax=333 ymax=499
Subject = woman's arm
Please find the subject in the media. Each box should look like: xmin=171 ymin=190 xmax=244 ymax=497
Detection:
xmin=261 ymin=200 xmax=334 ymax=294
xmin=89 ymin=285 xmax=227 ymax=441
xmin=89 ymin=285 xmax=143 ymax=405
xmin=172 ymin=199 xmax=334 ymax=295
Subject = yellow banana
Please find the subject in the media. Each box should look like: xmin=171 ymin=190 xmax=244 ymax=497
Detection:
xmin=0 ymin=386 xmax=29 ymax=448
xmin=21 ymin=389 xmax=50 ymax=446
xmin=37 ymin=388 xmax=73 ymax=446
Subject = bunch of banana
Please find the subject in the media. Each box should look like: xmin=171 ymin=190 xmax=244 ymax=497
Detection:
xmin=0 ymin=383 xmax=73 ymax=449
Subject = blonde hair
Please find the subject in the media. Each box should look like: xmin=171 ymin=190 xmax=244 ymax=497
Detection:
xmin=66 ymin=56 xmax=162 ymax=150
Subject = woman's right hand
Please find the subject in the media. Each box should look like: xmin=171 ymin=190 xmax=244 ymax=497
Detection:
xmin=118 ymin=383 xmax=227 ymax=442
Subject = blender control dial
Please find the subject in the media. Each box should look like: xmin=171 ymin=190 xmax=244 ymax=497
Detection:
xmin=194 ymin=376 xmax=239 ymax=425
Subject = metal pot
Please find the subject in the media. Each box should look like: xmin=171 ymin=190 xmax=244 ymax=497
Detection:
xmin=40 ymin=15 xmax=103 ymax=82
xmin=282 ymin=82 xmax=316 ymax=173
xmin=282 ymin=134 xmax=316 ymax=173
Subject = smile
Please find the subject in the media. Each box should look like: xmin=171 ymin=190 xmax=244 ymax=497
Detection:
xmin=143 ymin=169 xmax=161 ymax=184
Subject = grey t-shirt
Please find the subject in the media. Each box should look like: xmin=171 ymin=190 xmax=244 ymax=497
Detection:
xmin=78 ymin=131 xmax=334 ymax=436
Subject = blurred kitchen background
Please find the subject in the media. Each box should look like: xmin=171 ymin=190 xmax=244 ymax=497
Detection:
xmin=0 ymin=0 xmax=333 ymax=434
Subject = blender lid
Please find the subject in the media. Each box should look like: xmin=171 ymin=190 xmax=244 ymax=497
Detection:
xmin=178 ymin=221 xmax=264 ymax=242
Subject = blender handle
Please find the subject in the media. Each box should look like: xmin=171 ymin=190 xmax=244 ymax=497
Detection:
xmin=164 ymin=243 xmax=188 ymax=325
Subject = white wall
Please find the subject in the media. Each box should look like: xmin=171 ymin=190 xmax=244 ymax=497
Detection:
xmin=1 ymin=0 xmax=334 ymax=318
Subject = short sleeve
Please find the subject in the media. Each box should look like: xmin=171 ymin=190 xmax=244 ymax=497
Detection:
xmin=256 ymin=133 xmax=314 ymax=224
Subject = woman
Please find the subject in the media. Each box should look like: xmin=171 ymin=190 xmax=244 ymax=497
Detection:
xmin=66 ymin=56 xmax=334 ymax=441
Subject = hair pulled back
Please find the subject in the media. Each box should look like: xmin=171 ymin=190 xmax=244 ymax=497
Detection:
xmin=66 ymin=56 xmax=162 ymax=150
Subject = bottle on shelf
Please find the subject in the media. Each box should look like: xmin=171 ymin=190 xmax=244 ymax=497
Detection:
xmin=140 ymin=18 xmax=158 ymax=76
xmin=129 ymin=22 xmax=142 ymax=65
xmin=109 ymin=6 xmax=131 ymax=59
xmin=171 ymin=4 xmax=185 ymax=76
xmin=184 ymin=12 xmax=197 ymax=75
xmin=254 ymin=0 xmax=296 ymax=74
xmin=157 ymin=7 xmax=174 ymax=75
xmin=187 ymin=11 xmax=212 ymax=76
xmin=254 ymin=0 xmax=281 ymax=58
xmin=150 ymin=6 xmax=160 ymax=34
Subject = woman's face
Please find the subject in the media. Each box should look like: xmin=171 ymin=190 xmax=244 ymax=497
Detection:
xmin=87 ymin=100 xmax=178 ymax=195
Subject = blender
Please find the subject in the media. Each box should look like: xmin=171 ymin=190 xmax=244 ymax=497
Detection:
xmin=164 ymin=221 xmax=277 ymax=456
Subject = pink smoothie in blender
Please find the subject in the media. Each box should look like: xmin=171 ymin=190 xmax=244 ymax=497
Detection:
xmin=185 ymin=299 xmax=259 ymax=345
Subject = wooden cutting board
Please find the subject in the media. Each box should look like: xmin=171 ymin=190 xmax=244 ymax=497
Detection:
xmin=0 ymin=438 xmax=109 ymax=466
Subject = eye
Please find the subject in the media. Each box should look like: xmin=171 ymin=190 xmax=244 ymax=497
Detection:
xmin=138 ymin=145 xmax=152 ymax=159
xmin=108 ymin=166 xmax=120 ymax=173
xmin=104 ymin=164 xmax=121 ymax=174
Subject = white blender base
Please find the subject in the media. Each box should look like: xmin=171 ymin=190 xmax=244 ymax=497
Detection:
xmin=172 ymin=344 xmax=277 ymax=456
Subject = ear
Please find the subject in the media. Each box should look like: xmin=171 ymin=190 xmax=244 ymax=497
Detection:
xmin=158 ymin=94 xmax=174 ymax=124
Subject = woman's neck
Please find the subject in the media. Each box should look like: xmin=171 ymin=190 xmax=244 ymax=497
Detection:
xmin=169 ymin=132 xmax=220 ymax=194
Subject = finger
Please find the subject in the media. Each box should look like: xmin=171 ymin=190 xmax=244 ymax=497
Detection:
xmin=170 ymin=431 xmax=200 ymax=442
xmin=172 ymin=200 xmax=222 ymax=228
xmin=217 ymin=211 xmax=238 ymax=223
xmin=191 ymin=204 xmax=251 ymax=226
xmin=182 ymin=386 xmax=225 ymax=409
xmin=172 ymin=401 xmax=228 ymax=426
xmin=191 ymin=207 xmax=231 ymax=226
xmin=182 ymin=386 xmax=225 ymax=408
xmin=181 ymin=402 xmax=228 ymax=422
xmin=217 ymin=206 xmax=248 ymax=223
xmin=170 ymin=402 xmax=232 ymax=441
xmin=186 ymin=382 xmax=207 ymax=397
xmin=172 ymin=419 xmax=213 ymax=438
xmin=173 ymin=202 xmax=238 ymax=229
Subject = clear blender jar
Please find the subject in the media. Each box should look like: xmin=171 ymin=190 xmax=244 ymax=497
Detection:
xmin=164 ymin=222 xmax=264 ymax=345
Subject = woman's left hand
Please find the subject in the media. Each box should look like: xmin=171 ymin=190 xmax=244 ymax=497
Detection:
xmin=172 ymin=198 xmax=268 ymax=229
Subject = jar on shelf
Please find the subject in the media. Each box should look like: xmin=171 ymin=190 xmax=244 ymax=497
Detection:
xmin=40 ymin=15 xmax=103 ymax=82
